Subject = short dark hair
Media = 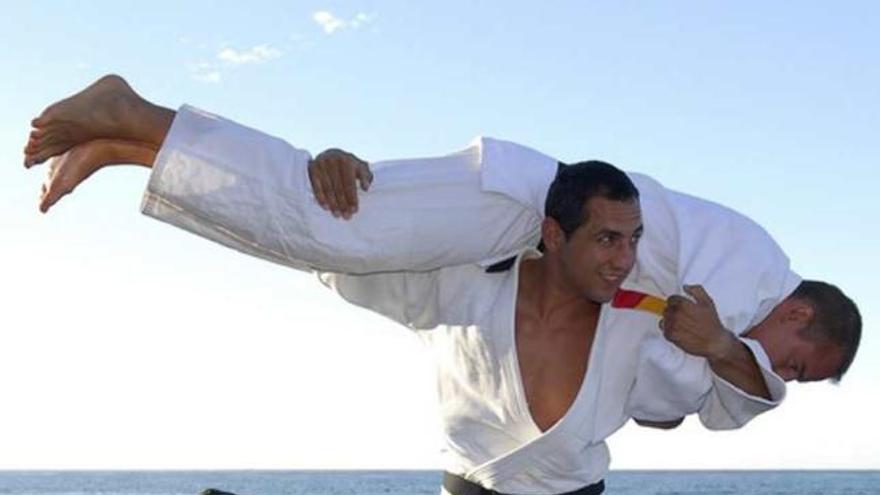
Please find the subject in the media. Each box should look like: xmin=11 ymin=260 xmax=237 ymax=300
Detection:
xmin=791 ymin=280 xmax=862 ymax=382
xmin=544 ymin=160 xmax=640 ymax=238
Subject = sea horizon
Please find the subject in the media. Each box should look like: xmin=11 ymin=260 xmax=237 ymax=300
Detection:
xmin=1 ymin=469 xmax=878 ymax=494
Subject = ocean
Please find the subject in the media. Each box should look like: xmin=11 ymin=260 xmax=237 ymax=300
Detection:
xmin=0 ymin=471 xmax=878 ymax=495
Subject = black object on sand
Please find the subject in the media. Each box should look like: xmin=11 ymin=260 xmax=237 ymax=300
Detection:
xmin=199 ymin=489 xmax=239 ymax=495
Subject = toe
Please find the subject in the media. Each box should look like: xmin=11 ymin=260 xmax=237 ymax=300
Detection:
xmin=30 ymin=144 xmax=64 ymax=166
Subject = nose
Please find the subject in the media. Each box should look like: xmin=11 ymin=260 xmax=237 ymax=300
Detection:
xmin=612 ymin=241 xmax=637 ymax=272
xmin=774 ymin=366 xmax=798 ymax=382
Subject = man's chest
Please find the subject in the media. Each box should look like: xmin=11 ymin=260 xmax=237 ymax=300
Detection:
xmin=514 ymin=308 xmax=599 ymax=432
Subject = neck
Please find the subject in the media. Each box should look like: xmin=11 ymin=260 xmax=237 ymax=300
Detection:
xmin=518 ymin=256 xmax=600 ymax=320
xmin=742 ymin=307 xmax=776 ymax=347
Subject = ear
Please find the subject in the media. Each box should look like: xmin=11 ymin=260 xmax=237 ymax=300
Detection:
xmin=541 ymin=217 xmax=566 ymax=253
xmin=782 ymin=298 xmax=815 ymax=328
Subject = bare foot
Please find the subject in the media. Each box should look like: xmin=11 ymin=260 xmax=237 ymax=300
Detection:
xmin=39 ymin=139 xmax=157 ymax=213
xmin=25 ymin=75 xmax=162 ymax=167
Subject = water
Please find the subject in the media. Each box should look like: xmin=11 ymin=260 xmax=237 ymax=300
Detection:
xmin=0 ymin=471 xmax=877 ymax=495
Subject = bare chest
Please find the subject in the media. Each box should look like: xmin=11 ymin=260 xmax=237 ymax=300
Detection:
xmin=515 ymin=310 xmax=599 ymax=432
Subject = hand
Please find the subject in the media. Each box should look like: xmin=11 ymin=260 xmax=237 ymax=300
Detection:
xmin=659 ymin=285 xmax=736 ymax=360
xmin=308 ymin=148 xmax=373 ymax=219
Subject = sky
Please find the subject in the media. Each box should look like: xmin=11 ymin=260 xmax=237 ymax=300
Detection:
xmin=1 ymin=1 xmax=878 ymax=470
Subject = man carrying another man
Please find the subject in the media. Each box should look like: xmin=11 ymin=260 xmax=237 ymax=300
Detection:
xmin=24 ymin=75 xmax=860 ymax=494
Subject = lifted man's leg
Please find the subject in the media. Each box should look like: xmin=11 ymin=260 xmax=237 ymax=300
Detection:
xmin=25 ymin=74 xmax=175 ymax=166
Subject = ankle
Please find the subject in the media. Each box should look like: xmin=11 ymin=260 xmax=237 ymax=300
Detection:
xmin=138 ymin=103 xmax=175 ymax=149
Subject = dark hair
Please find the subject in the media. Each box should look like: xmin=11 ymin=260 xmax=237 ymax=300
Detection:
xmin=544 ymin=160 xmax=640 ymax=238
xmin=792 ymin=280 xmax=862 ymax=381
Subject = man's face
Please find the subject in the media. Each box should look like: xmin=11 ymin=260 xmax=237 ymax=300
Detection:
xmin=557 ymin=197 xmax=643 ymax=303
xmin=745 ymin=300 xmax=846 ymax=383
xmin=764 ymin=333 xmax=845 ymax=383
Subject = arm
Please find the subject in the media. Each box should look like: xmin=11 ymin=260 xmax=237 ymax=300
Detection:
xmin=318 ymin=270 xmax=443 ymax=330
xmin=661 ymin=285 xmax=769 ymax=399
xmin=627 ymin=329 xmax=785 ymax=431
xmin=318 ymin=260 xmax=491 ymax=330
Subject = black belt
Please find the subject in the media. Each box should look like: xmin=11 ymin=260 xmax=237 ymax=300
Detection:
xmin=442 ymin=472 xmax=604 ymax=495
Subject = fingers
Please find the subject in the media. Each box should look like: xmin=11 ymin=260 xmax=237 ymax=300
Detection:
xmin=309 ymin=159 xmax=341 ymax=215
xmin=308 ymin=149 xmax=369 ymax=219
xmin=661 ymin=295 xmax=690 ymax=337
xmin=334 ymin=157 xmax=358 ymax=219
xmin=683 ymin=284 xmax=714 ymax=306
xmin=308 ymin=160 xmax=330 ymax=210
xmin=665 ymin=294 xmax=690 ymax=312
xmin=326 ymin=157 xmax=352 ymax=218
xmin=355 ymin=160 xmax=373 ymax=192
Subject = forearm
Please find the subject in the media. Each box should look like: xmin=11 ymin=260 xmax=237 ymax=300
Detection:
xmin=705 ymin=332 xmax=771 ymax=400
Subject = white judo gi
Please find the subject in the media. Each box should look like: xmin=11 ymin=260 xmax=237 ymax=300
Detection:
xmin=141 ymin=105 xmax=798 ymax=492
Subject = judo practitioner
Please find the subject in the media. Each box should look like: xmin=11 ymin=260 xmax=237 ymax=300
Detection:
xmin=24 ymin=75 xmax=861 ymax=494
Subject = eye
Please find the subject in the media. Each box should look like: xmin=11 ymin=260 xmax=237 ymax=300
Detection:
xmin=597 ymin=234 xmax=613 ymax=245
xmin=797 ymin=364 xmax=807 ymax=382
xmin=631 ymin=233 xmax=642 ymax=246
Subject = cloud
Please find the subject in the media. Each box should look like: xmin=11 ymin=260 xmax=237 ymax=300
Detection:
xmin=351 ymin=13 xmax=375 ymax=28
xmin=217 ymin=44 xmax=283 ymax=65
xmin=186 ymin=42 xmax=284 ymax=83
xmin=313 ymin=11 xmax=375 ymax=34
xmin=189 ymin=62 xmax=222 ymax=83
xmin=188 ymin=43 xmax=283 ymax=83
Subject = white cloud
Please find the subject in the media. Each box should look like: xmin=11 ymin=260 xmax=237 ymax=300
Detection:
xmin=313 ymin=10 xmax=375 ymax=34
xmin=187 ymin=43 xmax=283 ymax=83
xmin=313 ymin=11 xmax=345 ymax=34
xmin=351 ymin=12 xmax=376 ymax=28
xmin=217 ymin=44 xmax=283 ymax=65
xmin=189 ymin=61 xmax=222 ymax=83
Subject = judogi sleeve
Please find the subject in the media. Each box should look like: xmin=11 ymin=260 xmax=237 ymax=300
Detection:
xmin=316 ymin=263 xmax=491 ymax=331
xmin=628 ymin=334 xmax=787 ymax=430
xmin=317 ymin=270 xmax=444 ymax=330
xmin=626 ymin=173 xmax=798 ymax=429
xmin=141 ymin=106 xmax=547 ymax=274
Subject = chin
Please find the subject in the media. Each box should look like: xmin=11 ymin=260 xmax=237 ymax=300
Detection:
xmin=585 ymin=289 xmax=617 ymax=304
xmin=588 ymin=281 xmax=622 ymax=304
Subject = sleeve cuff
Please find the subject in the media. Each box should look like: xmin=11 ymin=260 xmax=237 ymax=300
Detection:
xmin=711 ymin=337 xmax=786 ymax=406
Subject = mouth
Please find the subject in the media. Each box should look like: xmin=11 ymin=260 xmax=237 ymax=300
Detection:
xmin=600 ymin=273 xmax=625 ymax=285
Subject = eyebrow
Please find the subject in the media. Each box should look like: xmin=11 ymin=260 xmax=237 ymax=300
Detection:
xmin=595 ymin=225 xmax=644 ymax=237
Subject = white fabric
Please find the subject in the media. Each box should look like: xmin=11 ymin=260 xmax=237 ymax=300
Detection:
xmin=142 ymin=105 xmax=802 ymax=491
xmin=143 ymin=105 xmax=546 ymax=274
xmin=319 ymin=250 xmax=656 ymax=493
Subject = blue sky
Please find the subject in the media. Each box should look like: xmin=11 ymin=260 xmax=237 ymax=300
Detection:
xmin=1 ymin=1 xmax=877 ymax=469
